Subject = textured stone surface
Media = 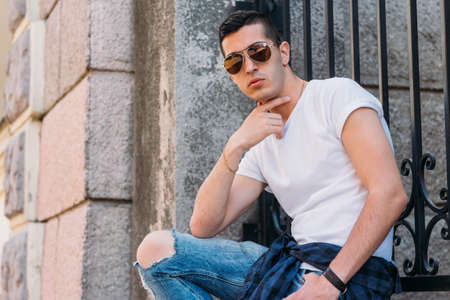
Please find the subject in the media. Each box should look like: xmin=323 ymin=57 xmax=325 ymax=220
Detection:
xmin=89 ymin=0 xmax=134 ymax=71
xmin=26 ymin=222 xmax=44 ymax=300
xmin=357 ymin=0 xmax=442 ymax=89
xmin=1 ymin=232 xmax=27 ymax=300
xmin=26 ymin=0 xmax=39 ymax=22
xmin=40 ymin=201 xmax=131 ymax=300
xmin=39 ymin=70 xmax=133 ymax=218
xmin=29 ymin=20 xmax=45 ymax=115
xmin=289 ymin=1 xmax=349 ymax=80
xmin=38 ymin=0 xmax=58 ymax=19
xmin=43 ymin=0 xmax=88 ymax=110
xmin=23 ymin=121 xmax=41 ymax=222
xmin=3 ymin=29 xmax=30 ymax=123
xmin=175 ymin=1 xmax=260 ymax=239
xmin=41 ymin=203 xmax=86 ymax=300
xmin=43 ymin=0 xmax=60 ymax=111
xmin=133 ymin=1 xmax=176 ymax=298
xmin=8 ymin=0 xmax=26 ymax=33
xmin=82 ymin=201 xmax=131 ymax=300
xmin=37 ymin=77 xmax=87 ymax=221
xmin=3 ymin=131 xmax=25 ymax=219
xmin=59 ymin=0 xmax=89 ymax=97
xmin=85 ymin=72 xmax=133 ymax=200
xmin=288 ymin=0 xmax=442 ymax=90
xmin=44 ymin=0 xmax=134 ymax=111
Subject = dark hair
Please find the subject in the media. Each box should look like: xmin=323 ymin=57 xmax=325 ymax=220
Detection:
xmin=219 ymin=10 xmax=282 ymax=56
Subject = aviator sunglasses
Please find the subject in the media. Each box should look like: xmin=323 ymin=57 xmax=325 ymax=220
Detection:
xmin=224 ymin=41 xmax=274 ymax=74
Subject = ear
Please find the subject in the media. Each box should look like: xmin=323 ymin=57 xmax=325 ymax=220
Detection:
xmin=279 ymin=41 xmax=290 ymax=66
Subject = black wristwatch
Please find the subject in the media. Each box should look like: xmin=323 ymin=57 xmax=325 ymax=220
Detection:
xmin=322 ymin=267 xmax=347 ymax=294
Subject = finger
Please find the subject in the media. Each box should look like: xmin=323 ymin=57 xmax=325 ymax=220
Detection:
xmin=260 ymin=96 xmax=291 ymax=112
xmin=267 ymin=125 xmax=284 ymax=139
xmin=303 ymin=272 xmax=319 ymax=281
xmin=265 ymin=112 xmax=282 ymax=120
xmin=265 ymin=118 xmax=283 ymax=126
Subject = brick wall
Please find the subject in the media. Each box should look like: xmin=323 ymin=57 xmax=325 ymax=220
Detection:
xmin=1 ymin=0 xmax=135 ymax=299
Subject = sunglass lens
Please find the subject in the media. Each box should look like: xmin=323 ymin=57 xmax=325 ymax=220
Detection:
xmin=224 ymin=54 xmax=243 ymax=74
xmin=248 ymin=44 xmax=271 ymax=62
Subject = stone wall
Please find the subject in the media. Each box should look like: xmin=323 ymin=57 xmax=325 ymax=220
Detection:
xmin=1 ymin=0 xmax=134 ymax=299
xmin=174 ymin=0 xmax=260 ymax=240
xmin=0 ymin=0 xmax=448 ymax=299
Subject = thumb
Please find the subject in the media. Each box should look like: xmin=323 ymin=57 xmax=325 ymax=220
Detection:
xmin=276 ymin=131 xmax=284 ymax=139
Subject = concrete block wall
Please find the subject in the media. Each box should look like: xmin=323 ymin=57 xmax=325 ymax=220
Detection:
xmin=1 ymin=0 xmax=134 ymax=299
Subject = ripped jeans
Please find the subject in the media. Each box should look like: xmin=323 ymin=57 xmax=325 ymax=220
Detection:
xmin=133 ymin=229 xmax=316 ymax=300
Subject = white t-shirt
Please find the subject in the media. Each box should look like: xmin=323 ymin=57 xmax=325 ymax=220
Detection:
xmin=237 ymin=77 xmax=394 ymax=265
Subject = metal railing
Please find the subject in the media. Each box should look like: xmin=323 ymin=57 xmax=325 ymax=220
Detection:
xmin=237 ymin=0 xmax=450 ymax=292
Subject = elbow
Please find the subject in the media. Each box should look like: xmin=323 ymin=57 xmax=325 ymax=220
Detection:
xmin=395 ymin=191 xmax=409 ymax=213
xmin=370 ymin=186 xmax=409 ymax=219
xmin=189 ymin=216 xmax=215 ymax=239
xmin=386 ymin=188 xmax=409 ymax=219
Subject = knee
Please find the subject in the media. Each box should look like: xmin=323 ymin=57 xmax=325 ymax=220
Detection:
xmin=136 ymin=230 xmax=175 ymax=269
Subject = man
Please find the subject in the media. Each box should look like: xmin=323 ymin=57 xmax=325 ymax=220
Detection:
xmin=134 ymin=10 xmax=407 ymax=300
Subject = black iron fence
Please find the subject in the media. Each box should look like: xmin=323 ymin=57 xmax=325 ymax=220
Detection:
xmin=238 ymin=0 xmax=450 ymax=292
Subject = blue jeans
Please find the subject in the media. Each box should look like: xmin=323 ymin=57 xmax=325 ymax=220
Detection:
xmin=133 ymin=229 xmax=315 ymax=299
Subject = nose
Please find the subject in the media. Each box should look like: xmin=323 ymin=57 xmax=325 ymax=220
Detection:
xmin=243 ymin=53 xmax=257 ymax=73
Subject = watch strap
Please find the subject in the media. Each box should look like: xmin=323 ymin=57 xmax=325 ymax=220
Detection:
xmin=322 ymin=267 xmax=347 ymax=294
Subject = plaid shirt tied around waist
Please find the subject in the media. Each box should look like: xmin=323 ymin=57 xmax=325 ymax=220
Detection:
xmin=237 ymin=233 xmax=402 ymax=300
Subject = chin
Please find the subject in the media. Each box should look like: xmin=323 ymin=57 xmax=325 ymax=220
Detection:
xmin=255 ymin=91 xmax=278 ymax=103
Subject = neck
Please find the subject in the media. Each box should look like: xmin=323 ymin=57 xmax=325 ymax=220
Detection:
xmin=269 ymin=72 xmax=307 ymax=123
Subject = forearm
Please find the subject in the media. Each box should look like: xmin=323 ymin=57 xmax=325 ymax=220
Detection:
xmin=190 ymin=97 xmax=290 ymax=237
xmin=190 ymin=137 xmax=244 ymax=237
xmin=329 ymin=189 xmax=408 ymax=283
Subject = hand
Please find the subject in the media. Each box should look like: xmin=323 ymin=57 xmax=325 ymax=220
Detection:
xmin=230 ymin=96 xmax=291 ymax=151
xmin=283 ymin=273 xmax=341 ymax=300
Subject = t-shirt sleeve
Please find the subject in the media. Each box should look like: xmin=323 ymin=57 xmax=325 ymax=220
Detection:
xmin=236 ymin=146 xmax=267 ymax=184
xmin=329 ymin=78 xmax=384 ymax=140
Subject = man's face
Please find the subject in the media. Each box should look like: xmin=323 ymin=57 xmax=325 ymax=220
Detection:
xmin=221 ymin=23 xmax=288 ymax=102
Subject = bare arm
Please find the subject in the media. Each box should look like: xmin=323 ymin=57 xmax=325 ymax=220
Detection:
xmin=190 ymin=96 xmax=292 ymax=238
xmin=329 ymin=108 xmax=407 ymax=281
xmin=287 ymin=107 xmax=408 ymax=299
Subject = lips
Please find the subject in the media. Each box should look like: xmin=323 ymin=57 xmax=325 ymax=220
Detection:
xmin=248 ymin=78 xmax=264 ymax=88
